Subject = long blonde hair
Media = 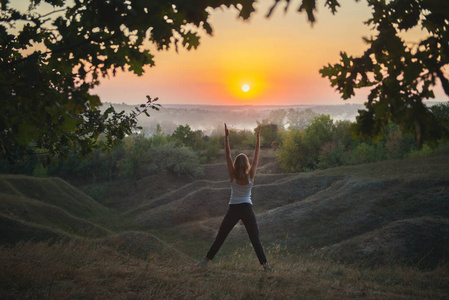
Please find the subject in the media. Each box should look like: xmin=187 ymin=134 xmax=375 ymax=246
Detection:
xmin=233 ymin=153 xmax=250 ymax=180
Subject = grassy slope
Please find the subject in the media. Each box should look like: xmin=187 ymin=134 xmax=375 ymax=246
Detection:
xmin=0 ymin=175 xmax=112 ymax=241
xmin=1 ymin=240 xmax=448 ymax=299
xmin=0 ymin=175 xmax=109 ymax=219
xmin=1 ymin=153 xmax=449 ymax=298
xmin=128 ymin=154 xmax=449 ymax=268
xmin=1 ymin=153 xmax=448 ymax=266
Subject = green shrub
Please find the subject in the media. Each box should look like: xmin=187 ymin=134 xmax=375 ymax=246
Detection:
xmin=171 ymin=124 xmax=205 ymax=150
xmin=229 ymin=129 xmax=255 ymax=150
xmin=350 ymin=143 xmax=376 ymax=164
xmin=290 ymin=115 xmax=334 ymax=169
xmin=348 ymin=142 xmax=385 ymax=165
xmin=151 ymin=133 xmax=168 ymax=147
xmin=204 ymin=140 xmax=219 ymax=163
xmin=277 ymin=115 xmax=335 ymax=172
xmin=318 ymin=142 xmax=347 ymax=169
xmin=257 ymin=121 xmax=279 ymax=148
xmin=32 ymin=162 xmax=47 ymax=178
xmin=434 ymin=141 xmax=449 ymax=155
xmin=147 ymin=143 xmax=204 ymax=179
xmin=81 ymin=185 xmax=108 ymax=202
xmin=384 ymin=123 xmax=417 ymax=159
xmin=408 ymin=144 xmax=434 ymax=158
xmin=276 ymin=128 xmax=308 ymax=172
xmin=117 ymin=136 xmax=152 ymax=179
xmin=151 ymin=123 xmax=169 ymax=147
xmin=332 ymin=120 xmax=354 ymax=149
xmin=385 ymin=129 xmax=403 ymax=159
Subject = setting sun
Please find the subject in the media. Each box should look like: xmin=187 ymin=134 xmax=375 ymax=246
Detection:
xmin=91 ymin=0 xmax=440 ymax=106
xmin=224 ymin=73 xmax=267 ymax=104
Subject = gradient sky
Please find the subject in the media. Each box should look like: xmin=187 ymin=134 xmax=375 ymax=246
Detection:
xmin=14 ymin=0 xmax=448 ymax=106
xmin=95 ymin=1 xmax=376 ymax=106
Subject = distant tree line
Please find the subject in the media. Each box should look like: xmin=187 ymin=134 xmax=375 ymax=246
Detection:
xmin=2 ymin=103 xmax=448 ymax=182
xmin=276 ymin=103 xmax=449 ymax=172
xmin=0 ymin=125 xmax=206 ymax=184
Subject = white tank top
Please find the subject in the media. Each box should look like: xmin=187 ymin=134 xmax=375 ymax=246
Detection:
xmin=229 ymin=176 xmax=253 ymax=205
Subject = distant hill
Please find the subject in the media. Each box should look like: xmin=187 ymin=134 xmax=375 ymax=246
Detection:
xmin=0 ymin=175 xmax=112 ymax=242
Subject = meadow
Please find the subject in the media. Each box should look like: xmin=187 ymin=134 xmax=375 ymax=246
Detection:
xmin=1 ymin=150 xmax=449 ymax=299
xmin=1 ymin=240 xmax=448 ymax=299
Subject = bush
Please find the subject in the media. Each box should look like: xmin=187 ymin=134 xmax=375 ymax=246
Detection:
xmin=302 ymin=115 xmax=334 ymax=169
xmin=276 ymin=128 xmax=308 ymax=172
xmin=171 ymin=124 xmax=204 ymax=150
xmin=147 ymin=143 xmax=204 ymax=179
xmin=257 ymin=121 xmax=279 ymax=148
xmin=430 ymin=102 xmax=449 ymax=133
xmin=117 ymin=136 xmax=152 ymax=179
xmin=408 ymin=144 xmax=434 ymax=158
xmin=348 ymin=142 xmax=385 ymax=165
xmin=385 ymin=129 xmax=403 ymax=159
xmin=204 ymin=138 xmax=220 ymax=163
xmin=384 ymin=123 xmax=417 ymax=159
xmin=151 ymin=124 xmax=168 ymax=147
xmin=277 ymin=115 xmax=336 ymax=172
xmin=32 ymin=162 xmax=47 ymax=178
xmin=332 ymin=120 xmax=354 ymax=149
xmin=229 ymin=129 xmax=256 ymax=150
xmin=318 ymin=142 xmax=347 ymax=169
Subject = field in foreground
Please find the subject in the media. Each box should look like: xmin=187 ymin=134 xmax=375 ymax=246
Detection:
xmin=1 ymin=240 xmax=448 ymax=299
xmin=1 ymin=151 xmax=449 ymax=298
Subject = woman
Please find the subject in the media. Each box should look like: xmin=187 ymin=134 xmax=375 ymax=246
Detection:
xmin=197 ymin=123 xmax=273 ymax=272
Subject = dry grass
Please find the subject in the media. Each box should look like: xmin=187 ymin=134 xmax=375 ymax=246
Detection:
xmin=1 ymin=240 xmax=448 ymax=299
xmin=318 ymin=154 xmax=449 ymax=181
xmin=0 ymin=175 xmax=109 ymax=219
xmin=2 ymin=153 xmax=449 ymax=298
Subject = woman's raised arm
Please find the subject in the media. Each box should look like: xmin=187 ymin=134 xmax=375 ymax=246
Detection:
xmin=224 ymin=123 xmax=234 ymax=181
xmin=249 ymin=126 xmax=261 ymax=182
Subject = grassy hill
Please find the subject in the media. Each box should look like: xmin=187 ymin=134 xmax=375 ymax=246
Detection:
xmin=1 ymin=153 xmax=449 ymax=298
xmin=1 ymin=239 xmax=448 ymax=299
xmin=118 ymin=154 xmax=449 ymax=268
xmin=0 ymin=175 xmax=112 ymax=241
xmin=0 ymin=175 xmax=109 ymax=219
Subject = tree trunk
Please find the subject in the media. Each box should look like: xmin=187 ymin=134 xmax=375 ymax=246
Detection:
xmin=414 ymin=121 xmax=422 ymax=149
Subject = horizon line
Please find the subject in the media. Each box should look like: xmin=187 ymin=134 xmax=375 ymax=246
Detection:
xmin=102 ymin=102 xmax=367 ymax=107
xmin=102 ymin=100 xmax=448 ymax=107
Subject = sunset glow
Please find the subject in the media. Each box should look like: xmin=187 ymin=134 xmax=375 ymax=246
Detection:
xmin=90 ymin=1 xmax=446 ymax=106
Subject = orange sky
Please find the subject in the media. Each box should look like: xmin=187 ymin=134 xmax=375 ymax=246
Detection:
xmin=95 ymin=1 xmax=376 ymax=106
xmin=16 ymin=0 xmax=441 ymax=107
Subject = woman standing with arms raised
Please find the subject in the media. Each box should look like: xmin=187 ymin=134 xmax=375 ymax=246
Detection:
xmin=197 ymin=123 xmax=273 ymax=272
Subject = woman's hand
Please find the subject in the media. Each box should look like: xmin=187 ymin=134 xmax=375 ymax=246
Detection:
xmin=225 ymin=123 xmax=229 ymax=139
xmin=224 ymin=123 xmax=234 ymax=181
xmin=250 ymin=125 xmax=261 ymax=182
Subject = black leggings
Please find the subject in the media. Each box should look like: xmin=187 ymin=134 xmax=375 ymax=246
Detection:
xmin=206 ymin=203 xmax=267 ymax=264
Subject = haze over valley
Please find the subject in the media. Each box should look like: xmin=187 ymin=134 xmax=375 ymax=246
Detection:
xmin=106 ymin=103 xmax=365 ymax=135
